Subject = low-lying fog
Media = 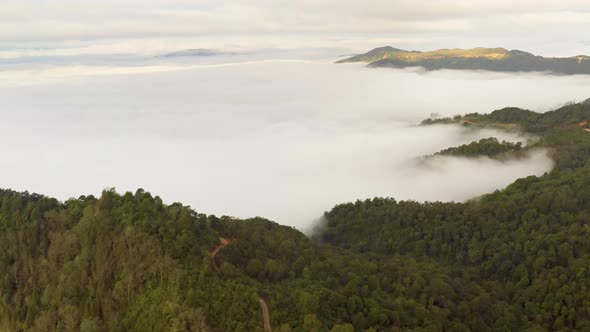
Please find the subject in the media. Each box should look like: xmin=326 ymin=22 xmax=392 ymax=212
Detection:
xmin=1 ymin=60 xmax=588 ymax=229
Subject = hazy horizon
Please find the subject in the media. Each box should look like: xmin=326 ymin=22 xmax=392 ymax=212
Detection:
xmin=1 ymin=1 xmax=590 ymax=59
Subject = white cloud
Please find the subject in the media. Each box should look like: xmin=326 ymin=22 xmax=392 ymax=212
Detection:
xmin=0 ymin=62 xmax=585 ymax=228
xmin=1 ymin=0 xmax=590 ymax=48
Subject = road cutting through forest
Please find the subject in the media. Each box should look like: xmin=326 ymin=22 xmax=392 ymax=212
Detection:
xmin=211 ymin=238 xmax=272 ymax=331
xmin=259 ymin=298 xmax=272 ymax=332
xmin=211 ymin=237 xmax=232 ymax=258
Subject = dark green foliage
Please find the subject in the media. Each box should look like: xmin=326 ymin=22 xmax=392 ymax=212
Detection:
xmin=419 ymin=117 xmax=455 ymax=125
xmin=473 ymin=102 xmax=590 ymax=170
xmin=0 ymin=189 xmax=224 ymax=331
xmin=371 ymin=54 xmax=590 ymax=75
xmin=431 ymin=137 xmax=524 ymax=159
xmin=0 ymin=188 xmax=524 ymax=331
xmin=423 ymin=101 xmax=590 ymax=169
xmin=2 ymin=101 xmax=590 ymax=331
xmin=476 ymin=107 xmax=540 ymax=126
xmin=319 ymin=163 xmax=590 ymax=330
xmin=479 ymin=103 xmax=590 ymax=133
xmin=318 ymin=100 xmax=590 ymax=331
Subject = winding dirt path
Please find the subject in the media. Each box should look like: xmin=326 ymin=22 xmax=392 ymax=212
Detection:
xmin=259 ymin=298 xmax=272 ymax=332
xmin=211 ymin=237 xmax=232 ymax=258
xmin=210 ymin=238 xmax=272 ymax=331
xmin=211 ymin=238 xmax=233 ymax=272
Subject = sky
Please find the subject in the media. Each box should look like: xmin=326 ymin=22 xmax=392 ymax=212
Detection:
xmin=1 ymin=0 xmax=590 ymax=57
xmin=0 ymin=1 xmax=589 ymax=229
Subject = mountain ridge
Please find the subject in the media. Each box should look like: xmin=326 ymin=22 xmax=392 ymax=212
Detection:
xmin=159 ymin=48 xmax=228 ymax=58
xmin=338 ymin=46 xmax=590 ymax=74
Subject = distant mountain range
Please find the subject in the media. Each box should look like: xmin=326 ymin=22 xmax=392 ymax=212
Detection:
xmin=159 ymin=48 xmax=228 ymax=58
xmin=337 ymin=46 xmax=590 ymax=74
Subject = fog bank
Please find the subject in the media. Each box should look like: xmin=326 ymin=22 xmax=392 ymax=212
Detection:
xmin=0 ymin=61 xmax=580 ymax=228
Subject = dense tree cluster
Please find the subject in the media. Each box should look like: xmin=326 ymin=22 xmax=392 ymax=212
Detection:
xmin=430 ymin=137 xmax=524 ymax=159
xmin=320 ymin=101 xmax=590 ymax=331
xmin=0 ymin=188 xmax=515 ymax=331
xmin=370 ymin=55 xmax=590 ymax=75
xmin=0 ymin=101 xmax=589 ymax=331
xmin=320 ymin=165 xmax=590 ymax=330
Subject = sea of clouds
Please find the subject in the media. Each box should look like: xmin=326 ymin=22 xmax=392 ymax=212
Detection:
xmin=1 ymin=57 xmax=588 ymax=229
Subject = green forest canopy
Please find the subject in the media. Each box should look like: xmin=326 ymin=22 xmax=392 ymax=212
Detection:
xmin=1 ymin=100 xmax=590 ymax=331
xmin=427 ymin=137 xmax=525 ymax=159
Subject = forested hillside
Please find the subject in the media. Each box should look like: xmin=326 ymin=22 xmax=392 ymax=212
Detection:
xmin=1 ymin=101 xmax=590 ymax=331
xmin=319 ymin=100 xmax=590 ymax=331
xmin=428 ymin=137 xmax=525 ymax=159
xmin=338 ymin=46 xmax=590 ymax=75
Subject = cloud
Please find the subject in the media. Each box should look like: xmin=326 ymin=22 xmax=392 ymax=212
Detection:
xmin=1 ymin=0 xmax=590 ymax=46
xmin=0 ymin=61 xmax=581 ymax=229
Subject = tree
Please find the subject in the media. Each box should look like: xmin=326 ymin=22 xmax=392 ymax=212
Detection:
xmin=303 ymin=314 xmax=322 ymax=332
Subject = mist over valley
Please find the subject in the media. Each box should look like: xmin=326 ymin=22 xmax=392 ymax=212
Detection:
xmin=0 ymin=60 xmax=582 ymax=228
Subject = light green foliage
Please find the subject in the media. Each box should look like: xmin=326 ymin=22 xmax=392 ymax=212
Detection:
xmin=338 ymin=46 xmax=590 ymax=75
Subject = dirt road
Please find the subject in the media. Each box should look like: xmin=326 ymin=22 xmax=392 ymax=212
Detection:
xmin=259 ymin=298 xmax=272 ymax=332
xmin=210 ymin=238 xmax=272 ymax=331
xmin=211 ymin=238 xmax=232 ymax=258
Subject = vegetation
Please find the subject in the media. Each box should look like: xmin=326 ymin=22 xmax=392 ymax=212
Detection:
xmin=429 ymin=137 xmax=525 ymax=159
xmin=1 ymin=101 xmax=590 ymax=331
xmin=0 ymin=188 xmax=529 ymax=332
xmin=419 ymin=117 xmax=456 ymax=126
xmin=338 ymin=46 xmax=590 ymax=75
xmin=319 ymin=100 xmax=590 ymax=331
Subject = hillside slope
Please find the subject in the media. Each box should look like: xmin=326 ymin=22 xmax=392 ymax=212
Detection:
xmin=318 ymin=100 xmax=590 ymax=331
xmin=338 ymin=46 xmax=590 ymax=74
xmin=1 ymin=101 xmax=590 ymax=331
